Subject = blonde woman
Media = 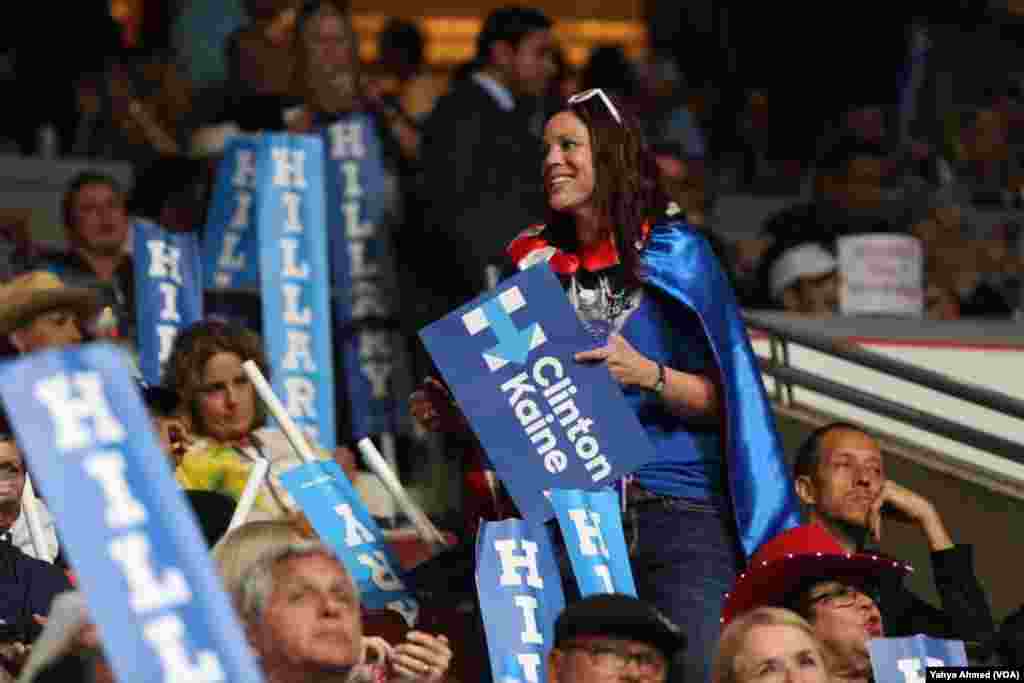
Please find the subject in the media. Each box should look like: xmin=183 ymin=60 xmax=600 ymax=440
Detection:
xmin=714 ymin=607 xmax=831 ymax=683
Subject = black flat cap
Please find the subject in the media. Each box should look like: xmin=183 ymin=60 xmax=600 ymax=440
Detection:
xmin=555 ymin=594 xmax=686 ymax=660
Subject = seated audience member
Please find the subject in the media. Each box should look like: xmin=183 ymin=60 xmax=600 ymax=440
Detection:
xmin=768 ymin=242 xmax=839 ymax=315
xmin=0 ymin=435 xmax=57 ymax=563
xmin=793 ymin=422 xmax=994 ymax=646
xmin=746 ymin=138 xmax=905 ymax=308
xmin=36 ymin=173 xmax=133 ymax=341
xmin=0 ymin=529 xmax=73 ymax=675
xmin=713 ymin=607 xmax=831 ymax=683
xmin=547 ymin=593 xmax=686 ymax=683
xmin=953 ymin=105 xmax=1021 ymax=208
xmin=213 ymin=518 xmax=306 ymax=596
xmin=908 ymin=189 xmax=1015 ymax=319
xmin=234 ymin=540 xmax=452 ymax=683
xmin=720 ymin=524 xmax=911 ymax=682
xmin=163 ymin=320 xmax=357 ymax=518
xmin=827 ymin=102 xmax=952 ymax=195
xmin=0 ymin=271 xmax=102 ymax=355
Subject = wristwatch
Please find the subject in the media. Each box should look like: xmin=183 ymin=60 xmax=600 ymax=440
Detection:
xmin=652 ymin=363 xmax=666 ymax=394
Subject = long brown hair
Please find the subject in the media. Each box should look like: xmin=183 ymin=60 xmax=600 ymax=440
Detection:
xmin=544 ymin=90 xmax=672 ymax=287
xmin=291 ymin=0 xmax=364 ymax=115
xmin=162 ymin=319 xmax=271 ymax=437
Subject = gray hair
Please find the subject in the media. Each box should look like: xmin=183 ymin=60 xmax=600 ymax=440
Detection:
xmin=235 ymin=541 xmax=358 ymax=624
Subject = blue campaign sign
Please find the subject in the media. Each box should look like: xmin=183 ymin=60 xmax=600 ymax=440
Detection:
xmin=202 ymin=135 xmax=263 ymax=289
xmin=868 ymin=635 xmax=967 ymax=683
xmin=134 ymin=219 xmax=204 ymax=386
xmin=419 ymin=263 xmax=658 ymax=521
xmin=256 ymin=133 xmax=337 ymax=451
xmin=476 ymin=519 xmax=565 ymax=683
xmin=321 ymin=113 xmax=407 ymax=439
xmin=278 ymin=459 xmax=418 ymax=626
xmin=549 ymin=489 xmax=637 ymax=597
xmin=0 ymin=343 xmax=264 ymax=682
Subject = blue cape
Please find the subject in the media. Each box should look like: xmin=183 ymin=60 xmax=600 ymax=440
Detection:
xmin=641 ymin=221 xmax=801 ymax=558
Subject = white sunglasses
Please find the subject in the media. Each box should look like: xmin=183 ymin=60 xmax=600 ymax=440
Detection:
xmin=567 ymin=88 xmax=623 ymax=124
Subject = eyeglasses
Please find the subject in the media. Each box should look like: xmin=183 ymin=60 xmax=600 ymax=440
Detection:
xmin=567 ymin=88 xmax=623 ymax=124
xmin=805 ymin=584 xmax=876 ymax=610
xmin=562 ymin=641 xmax=667 ymax=678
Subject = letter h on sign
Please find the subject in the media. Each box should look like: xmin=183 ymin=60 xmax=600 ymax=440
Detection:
xmin=493 ymin=539 xmax=544 ymax=589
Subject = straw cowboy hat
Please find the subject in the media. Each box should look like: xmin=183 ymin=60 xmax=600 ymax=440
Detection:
xmin=720 ymin=523 xmax=913 ymax=626
xmin=0 ymin=271 xmax=103 ymax=336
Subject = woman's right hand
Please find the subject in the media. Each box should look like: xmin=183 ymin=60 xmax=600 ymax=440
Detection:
xmin=409 ymin=378 xmax=467 ymax=433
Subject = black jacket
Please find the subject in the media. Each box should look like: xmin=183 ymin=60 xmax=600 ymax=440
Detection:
xmin=0 ymin=541 xmax=72 ymax=643
xmin=878 ymin=544 xmax=995 ymax=648
xmin=418 ymin=76 xmax=547 ymax=308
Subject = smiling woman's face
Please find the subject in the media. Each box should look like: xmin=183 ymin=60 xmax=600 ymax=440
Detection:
xmin=543 ymin=111 xmax=596 ymax=218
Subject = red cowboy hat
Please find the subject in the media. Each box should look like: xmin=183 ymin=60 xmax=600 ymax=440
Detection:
xmin=720 ymin=523 xmax=912 ymax=626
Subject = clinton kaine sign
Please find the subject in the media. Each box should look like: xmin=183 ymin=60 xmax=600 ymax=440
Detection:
xmin=419 ymin=264 xmax=656 ymax=521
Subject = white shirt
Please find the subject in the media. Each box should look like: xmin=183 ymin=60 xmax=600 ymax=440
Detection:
xmin=472 ymin=72 xmax=516 ymax=112
xmin=8 ymin=500 xmax=58 ymax=563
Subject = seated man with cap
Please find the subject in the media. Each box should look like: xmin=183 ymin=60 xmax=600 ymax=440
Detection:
xmin=721 ymin=524 xmax=914 ymax=683
xmin=769 ymin=243 xmax=839 ymax=316
xmin=0 ymin=271 xmax=102 ymax=355
xmin=548 ymin=594 xmax=686 ymax=683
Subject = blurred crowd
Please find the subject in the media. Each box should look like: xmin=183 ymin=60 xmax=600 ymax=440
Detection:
xmin=1 ymin=2 xmax=1022 ymax=322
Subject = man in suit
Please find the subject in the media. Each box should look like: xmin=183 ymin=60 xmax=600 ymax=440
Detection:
xmin=418 ymin=6 xmax=557 ymax=311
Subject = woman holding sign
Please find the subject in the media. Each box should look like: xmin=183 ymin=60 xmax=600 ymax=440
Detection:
xmin=163 ymin=320 xmax=357 ymax=520
xmin=414 ymin=88 xmax=800 ymax=683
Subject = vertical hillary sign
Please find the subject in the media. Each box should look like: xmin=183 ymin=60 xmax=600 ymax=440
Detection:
xmin=476 ymin=519 xmax=565 ymax=683
xmin=279 ymin=459 xmax=418 ymax=626
xmin=202 ymin=136 xmax=263 ymax=289
xmin=322 ymin=114 xmax=404 ymax=438
xmin=134 ymin=219 xmax=203 ymax=385
xmin=549 ymin=489 xmax=637 ymax=597
xmin=867 ymin=635 xmax=966 ymax=683
xmin=257 ymin=133 xmax=337 ymax=451
xmin=0 ymin=343 xmax=264 ymax=682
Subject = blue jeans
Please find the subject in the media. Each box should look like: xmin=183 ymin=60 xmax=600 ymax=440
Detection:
xmin=625 ymin=495 xmax=741 ymax=683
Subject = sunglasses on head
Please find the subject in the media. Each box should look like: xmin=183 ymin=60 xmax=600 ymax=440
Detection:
xmin=567 ymin=88 xmax=622 ymax=124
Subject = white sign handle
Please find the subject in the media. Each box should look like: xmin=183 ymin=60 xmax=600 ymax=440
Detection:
xmin=357 ymin=437 xmax=448 ymax=551
xmin=22 ymin=477 xmax=50 ymax=562
xmin=227 ymin=458 xmax=271 ymax=532
xmin=241 ymin=361 xmax=317 ymax=463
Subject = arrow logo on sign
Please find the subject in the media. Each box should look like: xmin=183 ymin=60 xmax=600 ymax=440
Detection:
xmin=462 ymin=286 xmax=547 ymax=371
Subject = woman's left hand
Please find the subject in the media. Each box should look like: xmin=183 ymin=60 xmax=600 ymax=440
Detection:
xmin=575 ymin=334 xmax=657 ymax=390
xmin=389 ymin=631 xmax=452 ymax=682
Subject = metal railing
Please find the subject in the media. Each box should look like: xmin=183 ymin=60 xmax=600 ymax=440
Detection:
xmin=745 ymin=312 xmax=1024 ymax=468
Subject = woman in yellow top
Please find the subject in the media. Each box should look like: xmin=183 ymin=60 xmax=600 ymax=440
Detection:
xmin=163 ymin=319 xmax=356 ymax=519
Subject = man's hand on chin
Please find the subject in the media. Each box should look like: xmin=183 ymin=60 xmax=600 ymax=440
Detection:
xmin=868 ymin=480 xmax=953 ymax=551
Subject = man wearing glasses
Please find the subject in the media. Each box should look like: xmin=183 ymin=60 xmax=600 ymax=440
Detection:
xmin=548 ymin=594 xmax=686 ymax=683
